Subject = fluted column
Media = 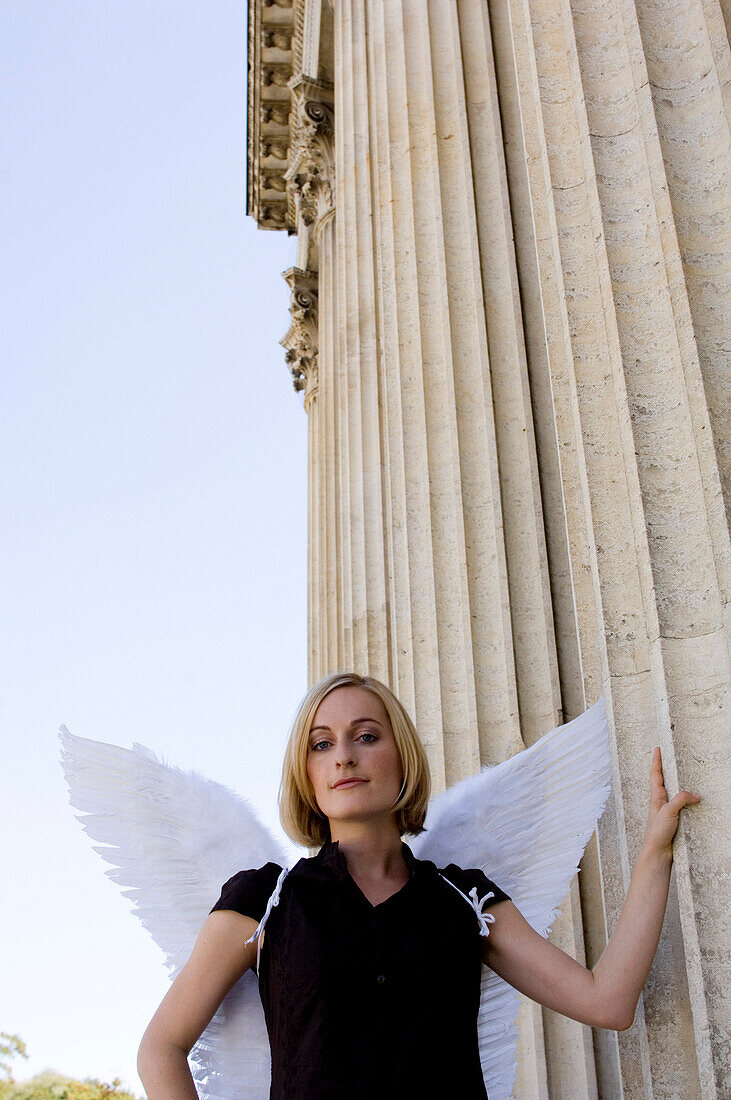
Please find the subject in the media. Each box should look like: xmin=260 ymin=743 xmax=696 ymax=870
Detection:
xmin=249 ymin=0 xmax=730 ymax=1094
xmin=280 ymin=265 xmax=321 ymax=681
xmin=487 ymin=0 xmax=730 ymax=1094
xmin=283 ymin=74 xmax=338 ymax=682
xmin=633 ymin=0 xmax=731 ymax=517
xmin=328 ymin=0 xmax=729 ymax=1093
xmin=334 ymin=0 xmax=600 ymax=1091
xmin=333 ymin=0 xmax=391 ymax=680
xmin=572 ymin=11 xmax=729 ymax=1089
xmin=357 ymin=0 xmax=527 ymax=776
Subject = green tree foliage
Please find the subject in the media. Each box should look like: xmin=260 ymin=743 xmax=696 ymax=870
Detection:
xmin=0 ymin=1033 xmax=141 ymax=1100
xmin=0 ymin=1071 xmax=141 ymax=1099
xmin=0 ymin=1035 xmax=28 ymax=1081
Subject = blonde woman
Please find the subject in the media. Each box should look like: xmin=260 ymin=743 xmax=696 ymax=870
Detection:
xmin=132 ymin=671 xmax=700 ymax=1099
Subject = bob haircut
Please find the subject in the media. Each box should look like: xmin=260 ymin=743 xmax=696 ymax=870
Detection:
xmin=279 ymin=670 xmax=431 ymax=849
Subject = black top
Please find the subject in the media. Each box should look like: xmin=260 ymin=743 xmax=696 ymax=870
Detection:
xmin=209 ymin=839 xmax=510 ymax=1100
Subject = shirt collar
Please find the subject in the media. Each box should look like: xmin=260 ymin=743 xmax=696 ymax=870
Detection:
xmin=314 ymin=837 xmax=425 ymax=880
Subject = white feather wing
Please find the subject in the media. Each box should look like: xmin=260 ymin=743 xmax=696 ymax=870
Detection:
xmin=59 ymin=724 xmax=290 ymax=1100
xmin=411 ymin=697 xmax=611 ymax=1100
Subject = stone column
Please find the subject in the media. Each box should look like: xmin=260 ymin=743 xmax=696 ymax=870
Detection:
xmin=335 ymin=0 xmax=599 ymax=1092
xmin=633 ymin=0 xmax=731 ymax=517
xmin=247 ymin=0 xmax=730 ymax=1093
xmin=282 ymin=74 xmax=338 ymax=681
xmin=280 ymin=264 xmax=321 ymax=679
xmin=356 ymin=0 xmax=526 ymax=775
xmin=332 ymin=6 xmax=392 ymax=680
xmin=329 ymin=0 xmax=730 ymax=1095
xmin=487 ymin=0 xmax=730 ymax=1093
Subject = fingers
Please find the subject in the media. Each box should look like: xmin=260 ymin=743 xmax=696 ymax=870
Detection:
xmin=666 ymin=789 xmax=702 ymax=814
xmin=650 ymin=747 xmax=668 ymax=809
xmin=650 ymin=746 xmax=665 ymax=781
xmin=649 ymin=749 xmax=701 ymax=814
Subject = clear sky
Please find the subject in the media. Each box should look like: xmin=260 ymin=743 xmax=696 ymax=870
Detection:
xmin=2 ymin=2 xmax=308 ymax=1090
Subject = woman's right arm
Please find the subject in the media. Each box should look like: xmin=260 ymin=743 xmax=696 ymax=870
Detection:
xmin=137 ymin=910 xmax=260 ymax=1099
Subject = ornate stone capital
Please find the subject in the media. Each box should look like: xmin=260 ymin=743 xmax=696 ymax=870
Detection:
xmin=280 ymin=267 xmax=319 ymax=403
xmin=285 ymin=76 xmax=335 ymax=240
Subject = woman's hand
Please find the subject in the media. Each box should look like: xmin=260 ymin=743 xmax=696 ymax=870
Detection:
xmin=483 ymin=746 xmax=702 ymax=1031
xmin=640 ymin=747 xmax=701 ymax=861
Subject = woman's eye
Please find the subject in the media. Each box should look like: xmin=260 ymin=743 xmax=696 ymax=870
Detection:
xmin=310 ymin=732 xmax=377 ymax=750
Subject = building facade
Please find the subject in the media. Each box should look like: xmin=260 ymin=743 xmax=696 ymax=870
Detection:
xmin=247 ymin=0 xmax=730 ymax=1095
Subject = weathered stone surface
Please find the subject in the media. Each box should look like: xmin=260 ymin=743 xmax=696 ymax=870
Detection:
xmin=248 ymin=0 xmax=730 ymax=1094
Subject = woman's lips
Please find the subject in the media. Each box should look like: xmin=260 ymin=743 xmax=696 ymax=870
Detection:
xmin=333 ymin=779 xmax=368 ymax=789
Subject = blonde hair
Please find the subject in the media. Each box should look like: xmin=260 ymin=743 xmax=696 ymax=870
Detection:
xmin=279 ymin=671 xmax=431 ymax=848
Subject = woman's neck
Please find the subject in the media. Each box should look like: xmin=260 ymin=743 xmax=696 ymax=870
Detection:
xmin=328 ymin=822 xmax=407 ymax=881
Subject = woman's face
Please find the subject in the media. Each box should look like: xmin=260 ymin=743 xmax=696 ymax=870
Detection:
xmin=305 ymin=685 xmax=403 ymax=830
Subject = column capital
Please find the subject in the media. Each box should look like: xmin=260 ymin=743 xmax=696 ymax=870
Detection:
xmin=280 ymin=266 xmax=319 ymax=403
xmin=286 ymin=75 xmax=335 ymax=241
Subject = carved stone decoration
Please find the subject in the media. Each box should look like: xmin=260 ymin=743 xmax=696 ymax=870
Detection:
xmin=280 ymin=267 xmax=319 ymax=400
xmin=260 ymin=201 xmax=288 ymax=229
xmin=262 ymin=137 xmax=289 ymax=160
xmin=263 ymin=63 xmax=292 ymax=88
xmin=248 ymin=0 xmax=295 ymax=230
xmin=263 ymin=27 xmax=293 ymax=50
xmin=285 ymin=76 xmax=335 ymax=240
xmin=261 ymin=101 xmax=290 ymax=127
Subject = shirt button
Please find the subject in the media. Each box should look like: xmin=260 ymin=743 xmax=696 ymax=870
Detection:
xmin=376 ymin=974 xmax=386 ymax=984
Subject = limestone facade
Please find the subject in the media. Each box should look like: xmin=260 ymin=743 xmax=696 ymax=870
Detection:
xmin=247 ymin=1 xmax=730 ymax=1095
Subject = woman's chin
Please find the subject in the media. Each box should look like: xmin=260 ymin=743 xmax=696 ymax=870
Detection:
xmin=325 ymin=803 xmax=399 ymax=828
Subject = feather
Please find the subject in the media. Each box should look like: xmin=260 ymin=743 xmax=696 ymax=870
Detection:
xmin=58 ymin=726 xmax=287 ymax=1098
xmin=59 ymin=695 xmax=610 ymax=1100
xmin=411 ymin=696 xmax=611 ymax=1098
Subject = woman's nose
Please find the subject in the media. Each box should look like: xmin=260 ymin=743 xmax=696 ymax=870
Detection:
xmin=335 ymin=742 xmax=356 ymax=766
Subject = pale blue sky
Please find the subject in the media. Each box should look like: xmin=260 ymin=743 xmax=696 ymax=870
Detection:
xmin=2 ymin=2 xmax=308 ymax=1089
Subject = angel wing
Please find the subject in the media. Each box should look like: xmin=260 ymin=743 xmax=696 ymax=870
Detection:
xmin=61 ymin=696 xmax=610 ymax=1100
xmin=58 ymin=726 xmax=289 ymax=1099
xmin=411 ymin=695 xmax=611 ymax=1100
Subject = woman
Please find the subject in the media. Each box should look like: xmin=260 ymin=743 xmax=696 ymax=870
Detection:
xmin=137 ymin=671 xmax=700 ymax=1098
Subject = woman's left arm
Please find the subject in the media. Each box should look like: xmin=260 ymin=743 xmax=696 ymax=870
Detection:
xmin=482 ymin=747 xmax=701 ymax=1031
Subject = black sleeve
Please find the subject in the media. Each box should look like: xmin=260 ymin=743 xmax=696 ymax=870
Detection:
xmin=208 ymin=862 xmax=283 ymax=921
xmin=442 ymin=862 xmax=511 ymax=908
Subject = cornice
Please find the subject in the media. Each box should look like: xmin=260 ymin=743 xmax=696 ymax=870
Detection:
xmin=247 ymin=0 xmax=296 ymax=231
